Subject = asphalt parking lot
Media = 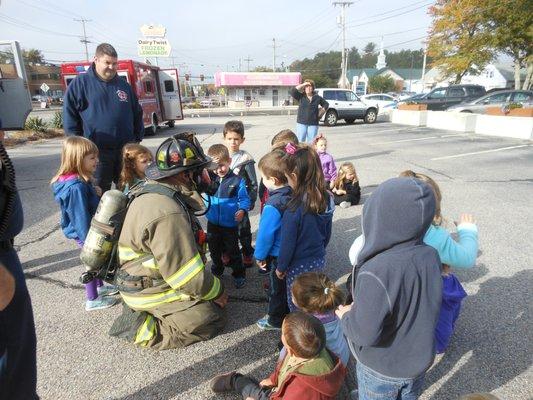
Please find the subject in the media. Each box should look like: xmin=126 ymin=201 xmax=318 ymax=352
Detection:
xmin=9 ymin=114 xmax=533 ymax=399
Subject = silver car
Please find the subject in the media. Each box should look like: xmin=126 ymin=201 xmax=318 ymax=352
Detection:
xmin=447 ymin=90 xmax=533 ymax=114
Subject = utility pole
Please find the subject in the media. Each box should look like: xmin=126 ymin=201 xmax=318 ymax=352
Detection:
xmin=244 ymin=55 xmax=253 ymax=72
xmin=74 ymin=18 xmax=91 ymax=61
xmin=421 ymin=41 xmax=427 ymax=92
xmin=238 ymin=58 xmax=242 ymax=72
xmin=271 ymin=38 xmax=279 ymax=72
xmin=333 ymin=2 xmax=352 ymax=88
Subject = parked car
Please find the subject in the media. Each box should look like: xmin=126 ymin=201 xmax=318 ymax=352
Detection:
xmin=200 ymin=98 xmax=220 ymax=108
xmin=447 ymin=90 xmax=533 ymax=114
xmin=406 ymin=84 xmax=486 ymax=111
xmin=400 ymin=92 xmax=428 ymax=103
xmin=315 ymin=88 xmax=379 ymax=126
xmin=360 ymin=93 xmax=398 ymax=112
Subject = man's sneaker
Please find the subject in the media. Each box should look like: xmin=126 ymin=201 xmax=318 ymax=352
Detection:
xmin=97 ymin=284 xmax=119 ymax=296
xmin=85 ymin=296 xmax=119 ymax=311
xmin=233 ymin=277 xmax=246 ymax=289
xmin=243 ymin=255 xmax=254 ymax=268
xmin=340 ymin=201 xmax=351 ymax=209
xmin=210 ymin=371 xmax=236 ymax=392
xmin=256 ymin=315 xmax=281 ymax=331
xmin=221 ymin=253 xmax=230 ymax=266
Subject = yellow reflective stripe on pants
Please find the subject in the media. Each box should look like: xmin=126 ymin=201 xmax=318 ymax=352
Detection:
xmin=121 ymin=289 xmax=191 ymax=311
xmin=202 ymin=276 xmax=221 ymax=301
xmin=165 ymin=253 xmax=204 ymax=290
xmin=118 ymin=245 xmax=145 ymax=262
xmin=134 ymin=314 xmax=156 ymax=346
xmin=141 ymin=257 xmax=158 ymax=270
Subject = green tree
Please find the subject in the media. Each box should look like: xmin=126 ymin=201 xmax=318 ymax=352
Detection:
xmin=428 ymin=0 xmax=495 ymax=83
xmin=364 ymin=42 xmax=377 ymax=55
xmin=23 ymin=49 xmax=44 ymax=64
xmin=484 ymin=0 xmax=533 ymax=89
xmin=368 ymin=75 xmax=395 ymax=93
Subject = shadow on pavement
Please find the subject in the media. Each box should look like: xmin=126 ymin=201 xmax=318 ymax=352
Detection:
xmin=22 ymin=248 xmax=81 ymax=277
xmin=424 ymin=269 xmax=532 ymax=399
xmin=114 ymin=330 xmax=278 ymax=400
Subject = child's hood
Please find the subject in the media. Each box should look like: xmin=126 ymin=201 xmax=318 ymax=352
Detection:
xmin=289 ymin=352 xmax=346 ymax=396
xmin=52 ymin=175 xmax=85 ymax=201
xmin=357 ymin=177 xmax=435 ymax=266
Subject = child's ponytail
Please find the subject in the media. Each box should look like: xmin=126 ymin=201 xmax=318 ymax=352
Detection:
xmin=292 ymin=272 xmax=345 ymax=314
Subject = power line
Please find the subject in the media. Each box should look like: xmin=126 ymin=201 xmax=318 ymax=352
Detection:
xmin=0 ymin=13 xmax=80 ymax=38
xmin=346 ymin=2 xmax=433 ymax=29
xmin=345 ymin=0 xmax=431 ymax=24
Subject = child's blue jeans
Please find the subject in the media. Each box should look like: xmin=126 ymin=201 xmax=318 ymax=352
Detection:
xmin=357 ymin=361 xmax=425 ymax=400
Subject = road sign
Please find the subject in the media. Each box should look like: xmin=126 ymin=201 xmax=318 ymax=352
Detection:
xmin=137 ymin=38 xmax=171 ymax=57
xmin=40 ymin=82 xmax=50 ymax=93
xmin=140 ymin=24 xmax=166 ymax=37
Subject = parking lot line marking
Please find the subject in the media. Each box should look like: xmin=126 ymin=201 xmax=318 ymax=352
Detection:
xmin=352 ymin=127 xmax=426 ymax=135
xmin=431 ymin=144 xmax=531 ymax=160
xmin=371 ymin=136 xmax=439 ymax=145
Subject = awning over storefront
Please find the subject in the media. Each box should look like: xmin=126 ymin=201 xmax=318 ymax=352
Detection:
xmin=214 ymin=72 xmax=301 ymax=87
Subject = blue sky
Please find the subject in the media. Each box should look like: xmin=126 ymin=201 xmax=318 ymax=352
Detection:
xmin=0 ymin=0 xmax=433 ymax=77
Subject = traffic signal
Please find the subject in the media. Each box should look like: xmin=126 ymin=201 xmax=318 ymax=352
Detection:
xmin=200 ymin=74 xmax=204 ymax=82
xmin=185 ymin=74 xmax=190 ymax=81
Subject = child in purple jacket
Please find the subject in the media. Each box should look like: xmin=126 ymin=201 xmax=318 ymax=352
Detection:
xmin=313 ymin=134 xmax=337 ymax=188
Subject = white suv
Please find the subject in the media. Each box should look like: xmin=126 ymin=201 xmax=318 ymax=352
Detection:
xmin=316 ymin=88 xmax=378 ymax=126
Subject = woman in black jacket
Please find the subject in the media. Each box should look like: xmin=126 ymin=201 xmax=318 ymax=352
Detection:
xmin=289 ymin=79 xmax=329 ymax=143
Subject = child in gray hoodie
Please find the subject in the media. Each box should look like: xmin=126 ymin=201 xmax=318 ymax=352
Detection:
xmin=336 ymin=177 xmax=442 ymax=400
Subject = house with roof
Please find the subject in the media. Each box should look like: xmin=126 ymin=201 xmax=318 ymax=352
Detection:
xmin=347 ymin=67 xmax=425 ymax=94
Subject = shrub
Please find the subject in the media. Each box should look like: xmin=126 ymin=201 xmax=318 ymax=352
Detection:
xmin=50 ymin=111 xmax=63 ymax=129
xmin=24 ymin=116 xmax=47 ymax=133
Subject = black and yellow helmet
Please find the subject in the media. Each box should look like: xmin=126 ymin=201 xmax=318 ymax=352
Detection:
xmin=145 ymin=132 xmax=215 ymax=180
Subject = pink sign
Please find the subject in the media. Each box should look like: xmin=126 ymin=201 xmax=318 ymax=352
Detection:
xmin=215 ymin=72 xmax=301 ymax=87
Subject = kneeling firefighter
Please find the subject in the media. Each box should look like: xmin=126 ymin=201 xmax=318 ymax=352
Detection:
xmin=110 ymin=132 xmax=227 ymax=349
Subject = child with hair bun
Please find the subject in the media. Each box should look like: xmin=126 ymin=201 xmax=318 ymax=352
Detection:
xmin=291 ymin=272 xmax=350 ymax=366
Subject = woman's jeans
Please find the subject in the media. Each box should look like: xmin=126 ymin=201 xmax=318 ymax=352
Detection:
xmin=357 ymin=361 xmax=425 ymax=400
xmin=296 ymin=123 xmax=319 ymax=143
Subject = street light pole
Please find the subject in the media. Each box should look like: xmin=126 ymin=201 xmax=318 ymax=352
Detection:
xmin=333 ymin=1 xmax=353 ymax=89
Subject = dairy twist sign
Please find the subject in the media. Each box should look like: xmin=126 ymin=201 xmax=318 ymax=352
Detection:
xmin=137 ymin=38 xmax=171 ymax=57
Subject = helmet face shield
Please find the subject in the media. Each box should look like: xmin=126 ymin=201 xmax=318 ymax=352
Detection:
xmin=145 ymin=132 xmax=216 ymax=180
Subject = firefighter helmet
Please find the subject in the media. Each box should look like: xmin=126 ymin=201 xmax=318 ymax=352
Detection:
xmin=145 ymin=132 xmax=215 ymax=180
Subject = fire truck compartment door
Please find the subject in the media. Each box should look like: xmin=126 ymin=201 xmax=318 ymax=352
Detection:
xmin=158 ymin=68 xmax=182 ymax=120
xmin=0 ymin=41 xmax=32 ymax=130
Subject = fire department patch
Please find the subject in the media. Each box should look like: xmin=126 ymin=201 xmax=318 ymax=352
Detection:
xmin=170 ymin=152 xmax=181 ymax=163
xmin=116 ymin=89 xmax=128 ymax=102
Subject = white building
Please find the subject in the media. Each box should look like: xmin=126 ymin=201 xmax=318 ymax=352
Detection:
xmin=214 ymin=72 xmax=301 ymax=107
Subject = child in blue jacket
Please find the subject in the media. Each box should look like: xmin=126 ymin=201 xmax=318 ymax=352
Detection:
xmin=254 ymin=149 xmax=292 ymax=330
xmin=276 ymin=143 xmax=334 ymax=311
xmin=51 ymin=137 xmax=118 ymax=311
xmin=206 ymin=144 xmax=250 ymax=288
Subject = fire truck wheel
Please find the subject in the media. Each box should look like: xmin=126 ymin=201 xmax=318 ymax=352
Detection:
xmin=167 ymin=120 xmax=175 ymax=128
xmin=147 ymin=115 xmax=158 ymax=136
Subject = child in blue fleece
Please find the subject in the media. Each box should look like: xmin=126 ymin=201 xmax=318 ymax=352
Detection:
xmin=51 ymin=137 xmax=118 ymax=311
xmin=400 ymin=170 xmax=478 ymax=354
xmin=276 ymin=143 xmax=334 ymax=311
xmin=255 ymin=149 xmax=292 ymax=330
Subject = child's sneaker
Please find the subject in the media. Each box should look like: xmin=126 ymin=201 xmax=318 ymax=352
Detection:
xmin=85 ymin=296 xmax=118 ymax=311
xmin=256 ymin=315 xmax=281 ymax=331
xmin=233 ymin=277 xmax=246 ymax=289
xmin=97 ymin=284 xmax=119 ymax=296
xmin=257 ymin=265 xmax=270 ymax=276
xmin=340 ymin=201 xmax=351 ymax=209
xmin=243 ymin=255 xmax=254 ymax=268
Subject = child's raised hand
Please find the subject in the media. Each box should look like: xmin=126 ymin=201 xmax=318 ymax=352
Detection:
xmin=235 ymin=210 xmax=245 ymax=222
xmin=256 ymin=259 xmax=267 ymax=269
xmin=259 ymin=378 xmax=274 ymax=387
xmin=459 ymin=213 xmax=475 ymax=225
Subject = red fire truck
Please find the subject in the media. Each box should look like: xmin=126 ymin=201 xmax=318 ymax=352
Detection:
xmin=60 ymin=60 xmax=183 ymax=135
